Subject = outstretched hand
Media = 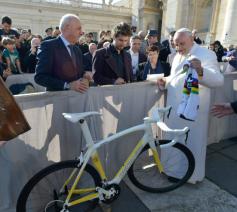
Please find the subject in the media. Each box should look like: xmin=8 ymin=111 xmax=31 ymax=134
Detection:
xmin=211 ymin=103 xmax=234 ymax=118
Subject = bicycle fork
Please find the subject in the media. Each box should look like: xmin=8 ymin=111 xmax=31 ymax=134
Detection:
xmin=149 ymin=142 xmax=164 ymax=173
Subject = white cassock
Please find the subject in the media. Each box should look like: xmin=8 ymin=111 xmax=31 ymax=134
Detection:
xmin=162 ymin=43 xmax=224 ymax=183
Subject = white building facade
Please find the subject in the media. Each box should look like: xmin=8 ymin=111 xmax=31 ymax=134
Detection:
xmin=116 ymin=0 xmax=237 ymax=45
xmin=0 ymin=0 xmax=236 ymax=45
xmin=0 ymin=0 xmax=131 ymax=38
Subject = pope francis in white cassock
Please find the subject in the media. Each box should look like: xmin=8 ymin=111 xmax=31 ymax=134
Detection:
xmin=159 ymin=28 xmax=224 ymax=184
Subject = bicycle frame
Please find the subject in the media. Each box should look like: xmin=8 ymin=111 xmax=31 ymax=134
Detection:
xmin=63 ymin=117 xmax=164 ymax=208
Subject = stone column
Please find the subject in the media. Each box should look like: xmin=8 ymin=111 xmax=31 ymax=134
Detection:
xmin=222 ymin=0 xmax=237 ymax=44
xmin=175 ymin=0 xmax=191 ymax=29
xmin=209 ymin=0 xmax=221 ymax=43
xmin=160 ymin=0 xmax=168 ymax=40
xmin=138 ymin=0 xmax=161 ymax=32
xmin=191 ymin=0 xmax=198 ymax=29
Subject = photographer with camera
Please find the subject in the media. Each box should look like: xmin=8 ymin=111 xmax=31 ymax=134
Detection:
xmin=23 ymin=37 xmax=41 ymax=73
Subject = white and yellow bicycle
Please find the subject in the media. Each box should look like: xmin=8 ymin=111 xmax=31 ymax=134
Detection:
xmin=17 ymin=106 xmax=195 ymax=212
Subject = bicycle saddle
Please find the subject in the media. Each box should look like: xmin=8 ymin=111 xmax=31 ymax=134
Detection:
xmin=62 ymin=111 xmax=101 ymax=123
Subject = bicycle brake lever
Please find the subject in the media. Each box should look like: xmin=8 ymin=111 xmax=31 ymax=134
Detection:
xmin=184 ymin=129 xmax=190 ymax=144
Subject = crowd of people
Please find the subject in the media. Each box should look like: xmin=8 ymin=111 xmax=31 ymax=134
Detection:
xmin=0 ymin=13 xmax=236 ymax=184
xmin=0 ymin=15 xmax=236 ymax=90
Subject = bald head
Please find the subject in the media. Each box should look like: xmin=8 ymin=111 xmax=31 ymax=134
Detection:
xmin=31 ymin=37 xmax=41 ymax=47
xmin=59 ymin=14 xmax=80 ymax=31
xmin=89 ymin=43 xmax=97 ymax=55
xmin=138 ymin=30 xmax=145 ymax=39
xmin=59 ymin=14 xmax=82 ymax=44
xmin=174 ymin=28 xmax=194 ymax=55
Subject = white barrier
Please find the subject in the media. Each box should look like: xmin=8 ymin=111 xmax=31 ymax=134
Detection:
xmin=0 ymin=82 xmax=163 ymax=211
xmin=0 ymin=72 xmax=237 ymax=211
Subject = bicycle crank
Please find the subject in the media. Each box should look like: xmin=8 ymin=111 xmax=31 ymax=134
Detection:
xmin=101 ymin=184 xmax=121 ymax=204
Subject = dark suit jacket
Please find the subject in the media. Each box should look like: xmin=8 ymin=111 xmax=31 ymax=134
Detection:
xmin=43 ymin=36 xmax=54 ymax=41
xmin=194 ymin=36 xmax=202 ymax=45
xmin=231 ymin=101 xmax=237 ymax=113
xmin=161 ymin=39 xmax=171 ymax=62
xmin=35 ymin=37 xmax=84 ymax=91
xmin=127 ymin=50 xmax=147 ymax=64
xmin=24 ymin=50 xmax=37 ymax=73
xmin=131 ymin=51 xmax=147 ymax=81
xmin=92 ymin=45 xmax=133 ymax=85
xmin=152 ymin=41 xmax=169 ymax=62
xmin=83 ymin=52 xmax=92 ymax=71
xmin=215 ymin=46 xmax=225 ymax=62
xmin=138 ymin=52 xmax=147 ymax=64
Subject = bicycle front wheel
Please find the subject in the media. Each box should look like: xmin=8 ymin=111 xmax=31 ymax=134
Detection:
xmin=17 ymin=160 xmax=101 ymax=212
xmin=128 ymin=140 xmax=195 ymax=193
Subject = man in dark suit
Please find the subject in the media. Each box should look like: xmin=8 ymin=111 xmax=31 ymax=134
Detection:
xmin=93 ymin=22 xmax=133 ymax=85
xmin=83 ymin=42 xmax=97 ymax=72
xmin=128 ymin=35 xmax=147 ymax=81
xmin=35 ymin=14 xmax=89 ymax=92
xmin=161 ymin=31 xmax=176 ymax=63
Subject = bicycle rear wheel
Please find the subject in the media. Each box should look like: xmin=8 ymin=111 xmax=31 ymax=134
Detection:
xmin=17 ymin=160 xmax=101 ymax=212
xmin=128 ymin=140 xmax=195 ymax=193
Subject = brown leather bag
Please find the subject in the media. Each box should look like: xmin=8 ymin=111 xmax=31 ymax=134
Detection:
xmin=0 ymin=77 xmax=31 ymax=141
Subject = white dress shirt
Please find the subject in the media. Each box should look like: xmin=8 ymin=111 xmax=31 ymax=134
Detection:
xmin=129 ymin=49 xmax=139 ymax=75
xmin=60 ymin=35 xmax=72 ymax=56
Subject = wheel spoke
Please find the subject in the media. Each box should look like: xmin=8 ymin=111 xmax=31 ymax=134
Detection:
xmin=128 ymin=142 xmax=195 ymax=193
xmin=17 ymin=160 xmax=101 ymax=212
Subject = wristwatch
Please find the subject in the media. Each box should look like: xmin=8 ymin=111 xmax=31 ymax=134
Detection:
xmin=64 ymin=82 xmax=70 ymax=90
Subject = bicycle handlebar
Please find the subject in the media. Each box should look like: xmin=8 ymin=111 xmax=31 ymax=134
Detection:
xmin=156 ymin=121 xmax=190 ymax=146
xmin=150 ymin=106 xmax=190 ymax=140
xmin=157 ymin=121 xmax=189 ymax=136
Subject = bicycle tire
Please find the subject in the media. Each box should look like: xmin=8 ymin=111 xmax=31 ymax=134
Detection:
xmin=17 ymin=160 xmax=102 ymax=212
xmin=128 ymin=140 xmax=195 ymax=193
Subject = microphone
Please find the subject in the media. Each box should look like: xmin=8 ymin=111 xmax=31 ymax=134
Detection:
xmin=181 ymin=62 xmax=190 ymax=74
